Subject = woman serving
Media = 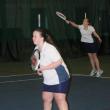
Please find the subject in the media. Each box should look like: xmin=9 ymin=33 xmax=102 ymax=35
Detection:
xmin=66 ymin=18 xmax=103 ymax=77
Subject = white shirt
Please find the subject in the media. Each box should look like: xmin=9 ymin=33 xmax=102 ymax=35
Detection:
xmin=78 ymin=25 xmax=95 ymax=43
xmin=35 ymin=42 xmax=70 ymax=85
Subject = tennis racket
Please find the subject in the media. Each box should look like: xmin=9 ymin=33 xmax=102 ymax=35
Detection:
xmin=56 ymin=11 xmax=67 ymax=21
xmin=31 ymin=48 xmax=40 ymax=72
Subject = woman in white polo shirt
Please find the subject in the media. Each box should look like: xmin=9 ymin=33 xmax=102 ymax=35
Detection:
xmin=65 ymin=18 xmax=103 ymax=77
xmin=32 ymin=28 xmax=70 ymax=110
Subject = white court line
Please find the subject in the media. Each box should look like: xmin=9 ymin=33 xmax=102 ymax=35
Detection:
xmin=72 ymin=74 xmax=110 ymax=79
xmin=0 ymin=77 xmax=42 ymax=84
xmin=0 ymin=73 xmax=33 ymax=78
xmin=0 ymin=73 xmax=110 ymax=84
xmin=0 ymin=73 xmax=110 ymax=79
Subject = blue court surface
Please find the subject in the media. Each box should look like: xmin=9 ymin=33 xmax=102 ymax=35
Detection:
xmin=0 ymin=74 xmax=110 ymax=110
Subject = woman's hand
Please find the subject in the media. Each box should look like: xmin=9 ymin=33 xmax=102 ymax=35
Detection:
xmin=97 ymin=37 xmax=102 ymax=43
xmin=93 ymin=31 xmax=102 ymax=43
xmin=37 ymin=71 xmax=43 ymax=76
xmin=37 ymin=65 xmax=46 ymax=75
xmin=38 ymin=66 xmax=45 ymax=72
xmin=65 ymin=20 xmax=79 ymax=28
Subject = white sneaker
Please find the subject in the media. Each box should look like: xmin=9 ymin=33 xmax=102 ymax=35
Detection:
xmin=96 ymin=70 xmax=103 ymax=77
xmin=90 ymin=69 xmax=96 ymax=76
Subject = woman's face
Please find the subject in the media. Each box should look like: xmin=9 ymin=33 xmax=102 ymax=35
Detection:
xmin=32 ymin=31 xmax=43 ymax=45
xmin=83 ymin=19 xmax=89 ymax=26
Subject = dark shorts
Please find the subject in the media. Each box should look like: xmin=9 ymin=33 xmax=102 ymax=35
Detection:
xmin=81 ymin=42 xmax=100 ymax=53
xmin=42 ymin=80 xmax=70 ymax=93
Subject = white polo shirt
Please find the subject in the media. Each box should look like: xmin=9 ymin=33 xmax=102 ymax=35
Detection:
xmin=36 ymin=42 xmax=70 ymax=85
xmin=78 ymin=25 xmax=95 ymax=43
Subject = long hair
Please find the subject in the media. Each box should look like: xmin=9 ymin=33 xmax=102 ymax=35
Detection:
xmin=33 ymin=28 xmax=55 ymax=45
xmin=33 ymin=28 xmax=61 ymax=55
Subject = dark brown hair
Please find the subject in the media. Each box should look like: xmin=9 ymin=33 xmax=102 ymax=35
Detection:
xmin=83 ymin=18 xmax=90 ymax=25
xmin=33 ymin=28 xmax=61 ymax=55
xmin=33 ymin=28 xmax=55 ymax=45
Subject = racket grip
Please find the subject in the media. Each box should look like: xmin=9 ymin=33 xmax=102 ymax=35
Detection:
xmin=65 ymin=20 xmax=70 ymax=24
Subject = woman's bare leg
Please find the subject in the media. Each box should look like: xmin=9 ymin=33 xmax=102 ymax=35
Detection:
xmin=42 ymin=92 xmax=53 ymax=110
xmin=54 ymin=93 xmax=68 ymax=110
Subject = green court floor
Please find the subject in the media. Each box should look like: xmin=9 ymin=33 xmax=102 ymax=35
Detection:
xmin=0 ymin=75 xmax=110 ymax=110
xmin=0 ymin=55 xmax=109 ymax=77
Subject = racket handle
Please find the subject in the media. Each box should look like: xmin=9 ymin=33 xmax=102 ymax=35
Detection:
xmin=65 ymin=20 xmax=70 ymax=24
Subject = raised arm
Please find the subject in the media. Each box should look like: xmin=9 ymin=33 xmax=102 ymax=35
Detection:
xmin=65 ymin=20 xmax=79 ymax=28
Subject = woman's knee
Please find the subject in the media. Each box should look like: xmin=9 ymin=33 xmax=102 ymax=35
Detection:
xmin=54 ymin=93 xmax=67 ymax=103
xmin=42 ymin=92 xmax=53 ymax=103
xmin=88 ymin=53 xmax=97 ymax=59
xmin=92 ymin=53 xmax=98 ymax=59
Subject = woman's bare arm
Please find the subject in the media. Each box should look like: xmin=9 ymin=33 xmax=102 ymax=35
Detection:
xmin=65 ymin=20 xmax=79 ymax=28
xmin=93 ymin=31 xmax=102 ymax=43
xmin=38 ymin=59 xmax=63 ymax=72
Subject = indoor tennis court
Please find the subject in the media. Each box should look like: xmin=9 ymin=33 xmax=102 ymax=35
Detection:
xmin=0 ymin=56 xmax=110 ymax=110
xmin=0 ymin=0 xmax=110 ymax=110
xmin=0 ymin=74 xmax=110 ymax=110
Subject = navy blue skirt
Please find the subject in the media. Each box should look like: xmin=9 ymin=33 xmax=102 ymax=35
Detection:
xmin=42 ymin=80 xmax=70 ymax=93
xmin=81 ymin=42 xmax=100 ymax=53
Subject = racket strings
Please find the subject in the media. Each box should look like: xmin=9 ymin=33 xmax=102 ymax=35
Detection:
xmin=31 ymin=49 xmax=41 ymax=71
xmin=56 ymin=11 xmax=66 ymax=20
xmin=33 ymin=49 xmax=40 ymax=59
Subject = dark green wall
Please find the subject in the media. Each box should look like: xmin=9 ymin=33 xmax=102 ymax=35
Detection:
xmin=0 ymin=0 xmax=110 ymax=39
xmin=0 ymin=0 xmax=110 ymax=60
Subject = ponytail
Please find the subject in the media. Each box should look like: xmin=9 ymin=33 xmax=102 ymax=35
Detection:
xmin=46 ymin=35 xmax=55 ymax=45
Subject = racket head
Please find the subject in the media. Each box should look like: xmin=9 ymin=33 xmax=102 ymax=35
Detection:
xmin=56 ymin=11 xmax=66 ymax=20
xmin=31 ymin=49 xmax=40 ymax=71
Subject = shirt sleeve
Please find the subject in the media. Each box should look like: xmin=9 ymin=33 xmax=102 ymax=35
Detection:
xmin=78 ymin=25 xmax=82 ymax=30
xmin=48 ymin=46 xmax=61 ymax=62
xmin=90 ymin=26 xmax=95 ymax=33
